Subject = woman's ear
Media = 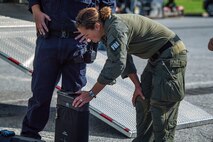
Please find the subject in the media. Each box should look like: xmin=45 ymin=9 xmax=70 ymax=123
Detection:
xmin=94 ymin=22 xmax=101 ymax=31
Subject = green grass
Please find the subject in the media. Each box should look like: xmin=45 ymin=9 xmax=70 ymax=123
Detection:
xmin=176 ymin=0 xmax=205 ymax=14
xmin=164 ymin=0 xmax=205 ymax=14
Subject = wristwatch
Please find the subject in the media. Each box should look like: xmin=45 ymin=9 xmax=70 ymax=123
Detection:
xmin=89 ymin=90 xmax=96 ymax=98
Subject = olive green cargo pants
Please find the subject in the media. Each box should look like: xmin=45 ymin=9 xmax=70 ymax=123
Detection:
xmin=133 ymin=41 xmax=187 ymax=142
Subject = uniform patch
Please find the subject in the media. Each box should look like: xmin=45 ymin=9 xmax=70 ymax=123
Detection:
xmin=110 ymin=39 xmax=121 ymax=51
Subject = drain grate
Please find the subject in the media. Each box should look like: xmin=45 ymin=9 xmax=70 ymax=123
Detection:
xmin=186 ymin=87 xmax=213 ymax=95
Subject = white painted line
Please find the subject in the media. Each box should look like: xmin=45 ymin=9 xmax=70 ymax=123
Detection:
xmin=1 ymin=99 xmax=29 ymax=104
xmin=0 ymin=75 xmax=30 ymax=81
xmin=186 ymin=81 xmax=213 ymax=89
xmin=0 ymin=25 xmax=35 ymax=28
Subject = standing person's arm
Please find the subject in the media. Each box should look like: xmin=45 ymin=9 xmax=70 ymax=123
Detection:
xmin=28 ymin=0 xmax=41 ymax=13
xmin=28 ymin=0 xmax=51 ymax=35
xmin=208 ymin=38 xmax=213 ymax=51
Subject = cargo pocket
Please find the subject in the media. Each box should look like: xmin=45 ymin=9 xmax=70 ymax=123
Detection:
xmin=152 ymin=59 xmax=187 ymax=102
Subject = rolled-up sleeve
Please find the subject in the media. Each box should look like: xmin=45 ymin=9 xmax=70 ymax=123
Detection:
xmin=97 ymin=27 xmax=128 ymax=85
xmin=28 ymin=0 xmax=41 ymax=13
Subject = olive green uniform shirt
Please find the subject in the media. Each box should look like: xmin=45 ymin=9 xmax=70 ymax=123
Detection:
xmin=98 ymin=14 xmax=176 ymax=85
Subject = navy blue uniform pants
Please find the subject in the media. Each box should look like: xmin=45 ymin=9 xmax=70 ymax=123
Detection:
xmin=21 ymin=36 xmax=87 ymax=139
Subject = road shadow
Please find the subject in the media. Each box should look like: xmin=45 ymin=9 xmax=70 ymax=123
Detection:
xmin=0 ymin=103 xmax=128 ymax=139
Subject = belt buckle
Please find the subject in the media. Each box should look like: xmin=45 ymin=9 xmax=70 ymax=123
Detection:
xmin=61 ymin=30 xmax=69 ymax=38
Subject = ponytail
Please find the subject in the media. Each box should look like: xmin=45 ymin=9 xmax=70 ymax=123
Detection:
xmin=99 ymin=6 xmax=112 ymax=21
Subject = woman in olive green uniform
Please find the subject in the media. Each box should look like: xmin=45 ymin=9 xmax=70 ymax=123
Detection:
xmin=73 ymin=7 xmax=187 ymax=142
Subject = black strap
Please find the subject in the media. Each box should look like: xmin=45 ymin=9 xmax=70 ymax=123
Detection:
xmin=150 ymin=35 xmax=181 ymax=61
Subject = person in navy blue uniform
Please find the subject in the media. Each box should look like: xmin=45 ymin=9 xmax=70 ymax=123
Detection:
xmin=21 ymin=0 xmax=116 ymax=140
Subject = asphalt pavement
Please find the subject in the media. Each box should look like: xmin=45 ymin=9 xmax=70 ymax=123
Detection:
xmin=0 ymin=3 xmax=213 ymax=142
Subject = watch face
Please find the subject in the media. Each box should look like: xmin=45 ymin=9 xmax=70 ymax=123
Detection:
xmin=89 ymin=90 xmax=96 ymax=98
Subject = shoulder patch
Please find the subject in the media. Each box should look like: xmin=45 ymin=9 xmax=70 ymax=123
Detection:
xmin=110 ymin=39 xmax=121 ymax=51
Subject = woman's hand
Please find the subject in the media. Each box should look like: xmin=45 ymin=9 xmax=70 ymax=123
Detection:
xmin=72 ymin=82 xmax=105 ymax=107
xmin=72 ymin=91 xmax=93 ymax=107
xmin=132 ymin=86 xmax=145 ymax=107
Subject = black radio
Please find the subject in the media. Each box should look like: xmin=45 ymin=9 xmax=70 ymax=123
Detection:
xmin=55 ymin=91 xmax=89 ymax=142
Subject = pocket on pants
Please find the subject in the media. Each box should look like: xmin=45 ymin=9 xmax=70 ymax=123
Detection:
xmin=163 ymin=73 xmax=184 ymax=101
xmin=152 ymin=59 xmax=186 ymax=102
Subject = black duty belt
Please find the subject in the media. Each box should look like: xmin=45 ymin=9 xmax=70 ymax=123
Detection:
xmin=50 ymin=30 xmax=78 ymax=38
xmin=150 ymin=35 xmax=181 ymax=61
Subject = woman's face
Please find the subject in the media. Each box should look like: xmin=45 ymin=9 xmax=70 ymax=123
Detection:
xmin=78 ymin=23 xmax=103 ymax=43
